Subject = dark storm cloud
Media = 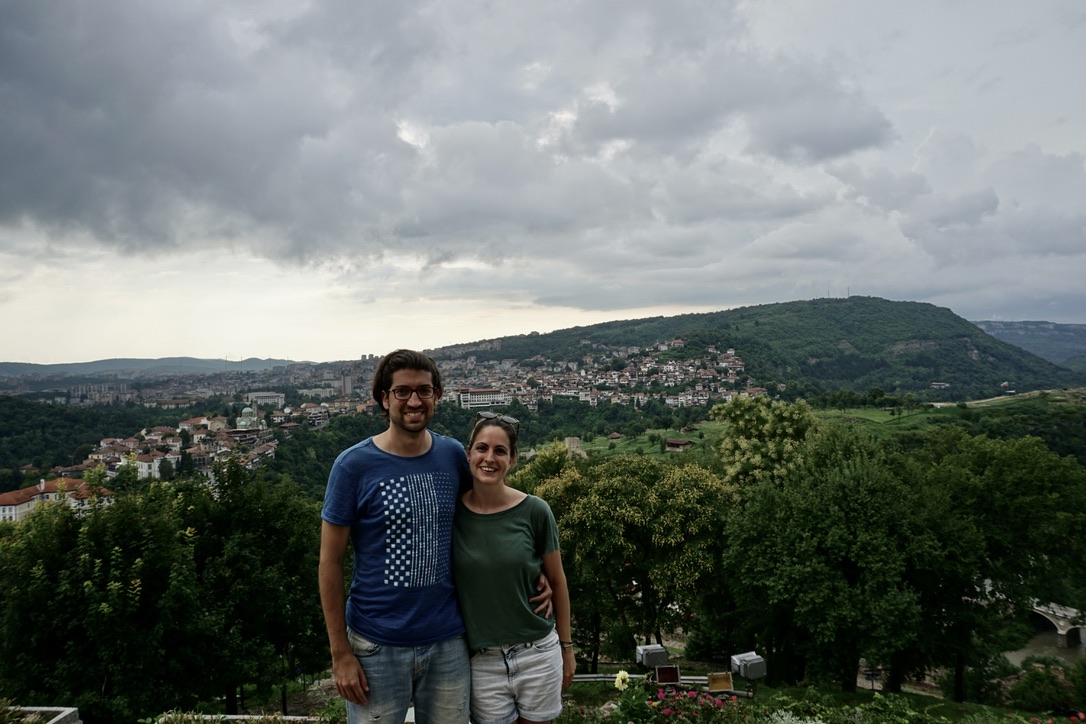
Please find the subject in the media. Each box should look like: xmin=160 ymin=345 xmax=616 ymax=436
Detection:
xmin=0 ymin=0 xmax=429 ymax=253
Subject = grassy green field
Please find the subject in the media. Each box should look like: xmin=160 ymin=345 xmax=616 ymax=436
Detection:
xmin=575 ymin=405 xmax=942 ymax=458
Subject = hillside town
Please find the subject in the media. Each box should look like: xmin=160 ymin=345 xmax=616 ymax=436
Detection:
xmin=1 ymin=340 xmax=761 ymax=523
xmin=4 ymin=338 xmax=759 ymax=411
xmin=439 ymin=338 xmax=758 ymax=409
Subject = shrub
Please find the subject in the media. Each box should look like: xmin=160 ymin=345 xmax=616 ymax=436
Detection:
xmin=1007 ymin=665 xmax=1073 ymax=713
xmin=1070 ymin=657 xmax=1086 ymax=709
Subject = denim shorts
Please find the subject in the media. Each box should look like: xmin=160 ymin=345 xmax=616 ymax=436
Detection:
xmin=346 ymin=628 xmax=470 ymax=724
xmin=469 ymin=629 xmax=563 ymax=724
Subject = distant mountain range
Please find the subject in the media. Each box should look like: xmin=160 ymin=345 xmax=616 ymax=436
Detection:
xmin=0 ymin=356 xmax=299 ymax=378
xmin=3 ymin=298 xmax=1085 ymax=397
xmin=972 ymin=320 xmax=1086 ymax=371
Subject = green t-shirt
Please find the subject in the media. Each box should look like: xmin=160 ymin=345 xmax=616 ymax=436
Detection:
xmin=452 ymin=494 xmax=560 ymax=649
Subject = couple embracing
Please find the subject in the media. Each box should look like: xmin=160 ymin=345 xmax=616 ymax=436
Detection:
xmin=319 ymin=349 xmax=575 ymax=724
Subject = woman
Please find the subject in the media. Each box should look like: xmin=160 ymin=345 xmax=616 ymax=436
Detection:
xmin=453 ymin=411 xmax=575 ymax=724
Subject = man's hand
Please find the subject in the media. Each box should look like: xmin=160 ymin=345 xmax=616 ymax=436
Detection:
xmin=530 ymin=572 xmax=554 ymax=618
xmin=332 ymin=650 xmax=369 ymax=706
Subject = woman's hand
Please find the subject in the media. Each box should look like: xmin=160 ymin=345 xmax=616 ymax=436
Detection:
xmin=561 ymin=646 xmax=577 ymax=689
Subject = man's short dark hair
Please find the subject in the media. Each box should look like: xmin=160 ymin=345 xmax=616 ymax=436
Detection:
xmin=371 ymin=349 xmax=444 ymax=415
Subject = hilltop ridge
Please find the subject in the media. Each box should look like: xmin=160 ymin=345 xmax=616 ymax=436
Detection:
xmin=433 ymin=297 xmax=1084 ymax=399
xmin=3 ymin=298 xmax=1083 ymax=399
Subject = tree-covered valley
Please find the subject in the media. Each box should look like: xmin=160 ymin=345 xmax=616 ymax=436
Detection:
xmin=4 ymin=390 xmax=1086 ymax=721
xmin=3 ymin=297 xmax=1086 ymax=722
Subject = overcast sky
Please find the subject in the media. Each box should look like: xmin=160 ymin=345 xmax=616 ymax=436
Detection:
xmin=2 ymin=0 xmax=1084 ymax=364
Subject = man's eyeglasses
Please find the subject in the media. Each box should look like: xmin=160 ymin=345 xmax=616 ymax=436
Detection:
xmin=389 ymin=385 xmax=436 ymax=401
xmin=474 ymin=410 xmax=520 ymax=432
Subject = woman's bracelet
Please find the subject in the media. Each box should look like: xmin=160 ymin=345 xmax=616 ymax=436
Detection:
xmin=559 ymin=641 xmax=574 ymax=649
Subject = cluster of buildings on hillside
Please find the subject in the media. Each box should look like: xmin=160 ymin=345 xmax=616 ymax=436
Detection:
xmin=5 ymin=340 xmax=766 ymax=412
xmin=1 ymin=395 xmax=340 ymax=522
xmin=439 ymin=340 xmax=766 ymax=410
xmin=3 ymin=340 xmax=768 ymax=523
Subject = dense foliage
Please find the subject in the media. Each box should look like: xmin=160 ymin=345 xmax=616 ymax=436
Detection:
xmin=518 ymin=398 xmax=1086 ymax=711
xmin=0 ymin=461 xmax=326 ymax=723
xmin=3 ymin=390 xmax=1086 ymax=720
xmin=932 ymin=393 xmax=1086 ymax=466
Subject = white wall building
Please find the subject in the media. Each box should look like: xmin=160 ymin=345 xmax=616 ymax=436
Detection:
xmin=0 ymin=478 xmax=114 ymax=523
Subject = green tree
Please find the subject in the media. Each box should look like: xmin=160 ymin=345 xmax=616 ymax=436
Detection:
xmin=176 ymin=449 xmax=196 ymax=477
xmin=1069 ymin=656 xmax=1086 ymax=709
xmin=109 ymin=452 xmax=140 ymax=493
xmin=724 ymin=426 xmax=932 ymax=691
xmin=867 ymin=387 xmax=885 ymax=406
xmin=711 ymin=395 xmax=816 ymax=488
xmin=0 ymin=481 xmax=218 ymax=722
xmin=907 ymin=429 xmax=1086 ymax=701
xmin=0 ymin=462 xmax=326 ymax=723
xmin=535 ymin=455 xmax=734 ymax=666
xmin=198 ymin=458 xmax=326 ymax=714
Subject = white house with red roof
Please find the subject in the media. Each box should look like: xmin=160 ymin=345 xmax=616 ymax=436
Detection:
xmin=0 ymin=478 xmax=114 ymax=524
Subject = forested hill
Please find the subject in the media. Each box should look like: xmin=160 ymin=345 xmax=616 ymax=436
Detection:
xmin=435 ymin=296 xmax=1085 ymax=398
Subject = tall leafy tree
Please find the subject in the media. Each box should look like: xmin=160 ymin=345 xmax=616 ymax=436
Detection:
xmin=534 ymin=455 xmax=734 ymax=664
xmin=905 ymin=429 xmax=1086 ymax=701
xmin=724 ymin=426 xmax=933 ymax=691
xmin=189 ymin=458 xmax=325 ymax=714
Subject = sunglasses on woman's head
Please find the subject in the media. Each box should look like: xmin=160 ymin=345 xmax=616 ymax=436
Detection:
xmin=473 ymin=410 xmax=520 ymax=432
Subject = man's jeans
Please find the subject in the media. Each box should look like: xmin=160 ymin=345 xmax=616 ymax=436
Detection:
xmin=346 ymin=629 xmax=470 ymax=724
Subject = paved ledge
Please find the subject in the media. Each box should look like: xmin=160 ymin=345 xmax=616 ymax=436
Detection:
xmin=6 ymin=707 xmax=82 ymax=724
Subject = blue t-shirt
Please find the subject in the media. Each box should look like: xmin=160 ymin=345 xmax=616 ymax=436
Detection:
xmin=322 ymin=431 xmax=472 ymax=646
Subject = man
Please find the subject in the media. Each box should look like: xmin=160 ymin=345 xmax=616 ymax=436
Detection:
xmin=319 ymin=349 xmax=549 ymax=723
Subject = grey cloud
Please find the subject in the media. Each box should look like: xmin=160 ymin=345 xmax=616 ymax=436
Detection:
xmin=395 ymin=121 xmax=650 ymax=249
xmin=911 ymin=129 xmax=986 ymax=189
xmin=1001 ymin=208 xmax=1086 ymax=257
xmin=743 ymin=95 xmax=895 ymax=163
xmin=984 ymin=145 xmax=1086 ymax=210
xmin=741 ymin=60 xmax=896 ymax=162
xmin=566 ymin=47 xmax=894 ymax=165
xmin=0 ymin=0 xmax=435 ymax=254
xmin=2 ymin=0 xmax=1083 ymax=333
xmin=655 ymin=176 xmax=820 ymax=225
xmin=828 ymin=163 xmax=931 ymax=212
xmin=906 ymin=188 xmax=1000 ymax=229
xmin=749 ymin=226 xmax=869 ymax=263
xmin=0 ymin=0 xmax=882 ymax=263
